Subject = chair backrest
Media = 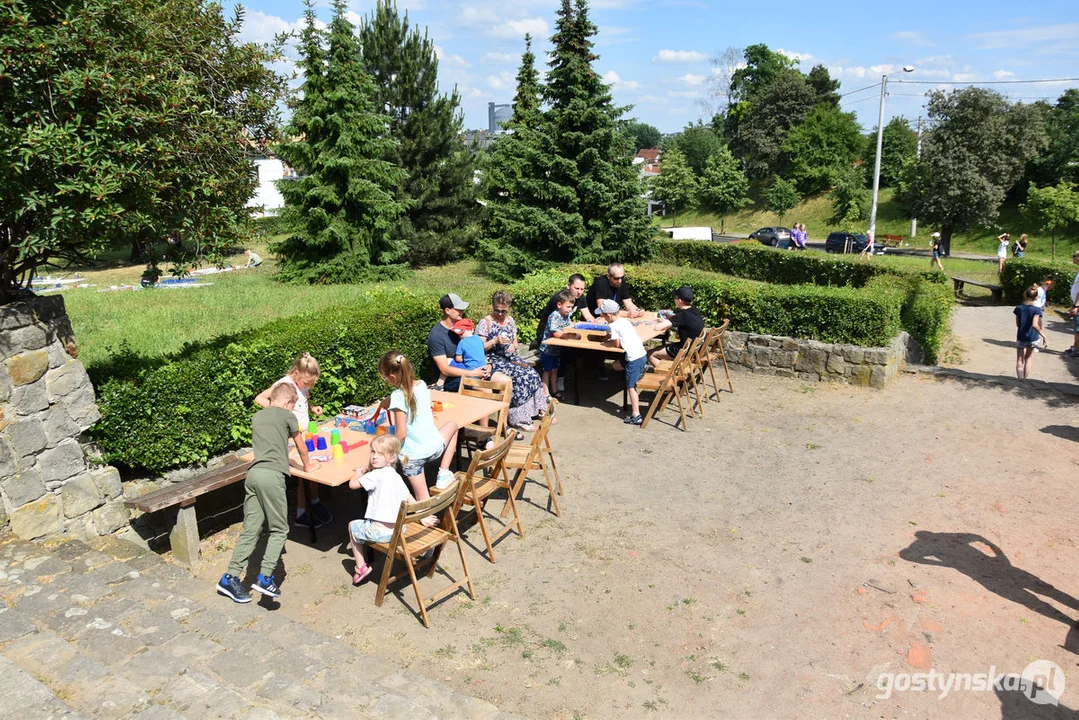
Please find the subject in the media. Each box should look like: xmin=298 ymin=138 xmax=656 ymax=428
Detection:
xmin=462 ymin=432 xmax=515 ymax=479
xmin=657 ymin=339 xmax=693 ymax=388
xmin=400 ymin=479 xmax=461 ymax=525
xmin=458 ymin=376 xmax=512 ymax=437
xmin=526 ymin=398 xmax=558 ymax=456
xmin=708 ymin=319 xmax=730 ymax=356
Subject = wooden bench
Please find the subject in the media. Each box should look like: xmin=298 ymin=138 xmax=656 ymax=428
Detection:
xmin=125 ymin=456 xmax=251 ymax=568
xmin=881 ymin=235 xmax=905 ymax=248
xmin=951 ymin=276 xmax=1003 ymax=302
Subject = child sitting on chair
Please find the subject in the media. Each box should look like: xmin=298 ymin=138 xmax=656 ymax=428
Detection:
xmin=347 ymin=434 xmax=436 ymax=585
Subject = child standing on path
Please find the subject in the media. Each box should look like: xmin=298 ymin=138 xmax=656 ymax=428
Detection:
xmin=378 ymin=352 xmax=459 ymax=501
xmin=540 ymin=290 xmax=577 ymax=399
xmin=255 ymin=353 xmax=330 ymax=529
xmin=1015 ymin=285 xmax=1046 ymax=380
xmin=596 ymin=299 xmax=648 ymax=426
xmin=347 ymin=434 xmax=422 ymax=585
xmin=997 ymin=233 xmax=1011 ymax=274
xmin=930 ymin=232 xmax=945 ymax=272
xmin=218 ymin=383 xmax=315 ymax=603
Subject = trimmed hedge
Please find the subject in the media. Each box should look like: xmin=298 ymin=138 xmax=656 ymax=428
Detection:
xmin=654 ymin=239 xmax=947 ymax=288
xmin=1001 ymin=258 xmax=1076 ymax=304
xmin=90 ymin=291 xmax=441 ymax=472
xmin=866 ymin=275 xmax=953 ymax=364
xmin=513 ymin=265 xmax=903 ymax=348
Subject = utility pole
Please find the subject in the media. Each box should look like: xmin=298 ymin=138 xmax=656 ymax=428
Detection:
xmin=868 ymin=66 xmax=914 ymax=244
xmin=910 ymin=116 xmax=922 ymax=240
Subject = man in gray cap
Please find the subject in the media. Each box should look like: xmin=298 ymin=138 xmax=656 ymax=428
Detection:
xmin=428 ymin=293 xmax=490 ymax=391
xmin=648 ymin=285 xmax=705 ymax=366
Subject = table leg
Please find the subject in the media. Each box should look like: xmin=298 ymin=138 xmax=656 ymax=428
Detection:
xmin=304 ymin=478 xmax=317 ymax=544
xmin=574 ymin=353 xmax=581 ymax=405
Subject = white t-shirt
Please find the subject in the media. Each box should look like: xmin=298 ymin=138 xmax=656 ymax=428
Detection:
xmin=608 ymin=317 xmax=647 ymax=362
xmin=997 ymin=240 xmax=1009 ymax=258
xmin=1072 ymin=272 xmax=1079 ymax=304
xmin=389 ymin=381 xmax=444 ymax=461
xmin=1035 ymin=286 xmax=1047 ymax=309
xmin=274 ymin=375 xmax=309 ymax=429
xmin=358 ymin=466 xmax=414 ymax=524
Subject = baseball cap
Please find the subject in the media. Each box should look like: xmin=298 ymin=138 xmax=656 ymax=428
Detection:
xmin=931 ymin=232 xmax=940 ymax=238
xmin=595 ymin=298 xmax=619 ymax=316
xmin=451 ymin=319 xmax=474 ymax=335
xmin=439 ymin=293 xmax=469 ymax=310
xmin=673 ymin=285 xmax=694 ymax=302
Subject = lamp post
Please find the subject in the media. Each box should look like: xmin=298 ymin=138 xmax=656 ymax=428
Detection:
xmin=868 ymin=65 xmax=914 ymax=243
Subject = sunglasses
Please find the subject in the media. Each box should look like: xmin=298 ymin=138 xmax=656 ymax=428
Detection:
xmin=609 ymin=274 xmax=625 ymax=280
xmin=492 ymin=308 xmax=509 ymax=314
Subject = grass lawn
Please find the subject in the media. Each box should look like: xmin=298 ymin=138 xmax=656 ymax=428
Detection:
xmin=661 ymin=189 xmax=1079 ymax=260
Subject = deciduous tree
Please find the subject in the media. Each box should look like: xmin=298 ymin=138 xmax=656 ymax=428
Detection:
xmin=697 ymin=145 xmax=750 ymax=233
xmin=624 ymin=121 xmax=662 ymax=152
xmin=765 ymin=176 xmax=800 ymax=225
xmin=864 ymin=116 xmax=918 ymax=189
xmin=830 ymin=164 xmax=870 ymax=228
xmin=1023 ymin=181 xmax=1079 ymax=261
xmin=729 ymin=70 xmax=816 ymax=179
xmin=782 ymin=104 xmax=864 ymax=194
xmin=0 ymin=0 xmax=286 ymax=301
xmin=671 ymin=121 xmax=722 ymax=176
xmin=651 ymin=147 xmax=697 ymax=227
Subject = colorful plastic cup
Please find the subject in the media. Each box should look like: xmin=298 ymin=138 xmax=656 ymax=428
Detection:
xmin=432 ymin=401 xmax=443 ymax=412
xmin=307 ymin=421 xmax=317 ymax=435
xmin=376 ymin=425 xmax=387 ymax=436
xmin=316 ymin=436 xmax=327 ymax=450
xmin=364 ymin=420 xmax=376 ymax=434
xmin=305 ymin=439 xmax=315 ymax=452
xmin=332 ymin=444 xmax=344 ymax=460
xmin=330 ymin=429 xmax=340 ymax=446
xmin=340 ymin=441 xmax=348 ymax=453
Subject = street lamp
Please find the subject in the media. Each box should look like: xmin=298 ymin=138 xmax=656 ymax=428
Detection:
xmin=867 ymin=65 xmax=914 ymax=243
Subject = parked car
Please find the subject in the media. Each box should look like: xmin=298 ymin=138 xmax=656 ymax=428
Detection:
xmin=748 ymin=227 xmax=791 ymax=248
xmin=824 ymin=232 xmax=871 ymax=254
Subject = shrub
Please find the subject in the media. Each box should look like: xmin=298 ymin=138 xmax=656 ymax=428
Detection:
xmin=1000 ymin=258 xmax=1076 ymax=304
xmin=513 ymin=265 xmax=902 ymax=348
xmin=90 ymin=291 xmax=440 ymax=472
xmin=653 ymin=240 xmax=946 ymax=287
xmin=866 ymin=275 xmax=953 ymax=364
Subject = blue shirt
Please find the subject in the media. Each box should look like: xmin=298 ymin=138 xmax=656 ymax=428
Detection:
xmin=541 ymin=310 xmax=573 ymax=356
xmin=453 ymin=335 xmax=486 ymax=370
xmin=1014 ymin=304 xmax=1043 ymax=344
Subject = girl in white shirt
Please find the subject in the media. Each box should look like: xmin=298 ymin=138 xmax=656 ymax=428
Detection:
xmin=348 ymin=434 xmax=416 ymax=584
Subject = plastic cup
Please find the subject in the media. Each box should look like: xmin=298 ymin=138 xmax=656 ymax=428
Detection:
xmin=332 ymin=444 xmax=343 ymax=460
xmin=340 ymin=441 xmax=348 ymax=453
xmin=432 ymin=401 xmax=443 ymax=412
xmin=307 ymin=421 xmax=318 ymax=435
xmin=376 ymin=425 xmax=386 ymax=436
xmin=364 ymin=420 xmax=376 ymax=435
xmin=305 ymin=439 xmax=315 ymax=452
xmin=316 ymin=436 xmax=327 ymax=450
xmin=330 ymin=429 xmax=340 ymax=446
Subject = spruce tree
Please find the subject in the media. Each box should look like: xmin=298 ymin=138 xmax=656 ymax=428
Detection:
xmin=274 ymin=0 xmax=406 ymax=283
xmin=359 ymin=1 xmax=476 ymax=266
xmin=543 ymin=0 xmax=651 ymax=264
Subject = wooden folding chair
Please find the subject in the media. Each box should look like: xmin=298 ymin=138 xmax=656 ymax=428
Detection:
xmin=370 ymin=480 xmax=475 ymax=628
xmin=444 ymin=434 xmax=520 ymax=563
xmin=637 ymin=341 xmax=692 ymax=430
xmin=457 ymin=376 xmax=512 ymax=463
xmin=501 ymin=399 xmax=562 ymax=518
xmin=653 ymin=333 xmax=707 ymax=418
xmin=700 ymin=319 xmax=734 ymax=399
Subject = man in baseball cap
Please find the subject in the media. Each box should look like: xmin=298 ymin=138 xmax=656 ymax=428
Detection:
xmin=649 ymin=286 xmax=705 ymax=366
xmin=428 ymin=293 xmax=487 ymax=391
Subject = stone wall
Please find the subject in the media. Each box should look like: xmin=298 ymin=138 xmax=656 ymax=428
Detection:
xmin=1 ymin=295 xmax=129 ymax=541
xmin=723 ymin=331 xmax=910 ymax=389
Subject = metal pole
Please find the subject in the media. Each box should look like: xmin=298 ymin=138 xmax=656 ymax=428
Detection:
xmin=868 ymin=74 xmax=887 ymax=241
xmin=910 ymin=116 xmax=922 ymax=239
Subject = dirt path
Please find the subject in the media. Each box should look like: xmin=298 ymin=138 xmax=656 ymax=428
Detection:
xmin=192 ymin=373 xmax=1079 ymax=718
xmin=945 ymin=304 xmax=1079 ymax=386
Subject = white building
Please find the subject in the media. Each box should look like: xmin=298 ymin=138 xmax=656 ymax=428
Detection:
xmin=247 ymin=155 xmax=288 ymax=217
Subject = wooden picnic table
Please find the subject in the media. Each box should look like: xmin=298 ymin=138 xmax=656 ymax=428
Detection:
xmin=542 ymin=311 xmax=667 ymax=405
xmin=242 ymin=390 xmax=507 ymax=541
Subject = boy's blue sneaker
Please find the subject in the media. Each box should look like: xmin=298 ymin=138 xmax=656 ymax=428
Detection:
xmin=217 ymin=574 xmax=252 ymax=603
xmin=623 ymin=414 xmax=643 ymax=426
xmin=251 ymin=574 xmax=281 ymax=598
xmin=311 ymin=501 xmax=333 ymax=525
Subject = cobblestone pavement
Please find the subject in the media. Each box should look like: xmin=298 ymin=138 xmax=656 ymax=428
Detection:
xmin=0 ymin=534 xmax=522 ymax=720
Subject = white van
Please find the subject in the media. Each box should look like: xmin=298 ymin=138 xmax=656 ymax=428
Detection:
xmin=661 ymin=226 xmax=714 ymax=241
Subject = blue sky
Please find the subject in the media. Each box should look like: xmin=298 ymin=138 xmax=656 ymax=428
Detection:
xmin=237 ymin=0 xmax=1079 ymax=135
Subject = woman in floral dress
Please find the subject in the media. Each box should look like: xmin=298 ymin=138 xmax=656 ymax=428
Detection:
xmin=476 ymin=290 xmax=550 ymax=432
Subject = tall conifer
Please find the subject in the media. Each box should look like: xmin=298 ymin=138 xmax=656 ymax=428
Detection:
xmin=359 ymin=1 xmax=476 ymax=265
xmin=274 ymin=0 xmax=406 ymax=282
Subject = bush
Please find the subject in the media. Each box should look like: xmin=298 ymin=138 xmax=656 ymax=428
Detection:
xmin=90 ymin=291 xmax=441 ymax=472
xmin=866 ymin=275 xmax=953 ymax=364
xmin=1000 ymin=258 xmax=1076 ymax=304
xmin=513 ymin=265 xmax=902 ymax=348
xmin=654 ymin=240 xmax=946 ymax=287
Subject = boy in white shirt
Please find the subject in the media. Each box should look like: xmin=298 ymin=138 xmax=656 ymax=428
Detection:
xmin=595 ymin=298 xmax=648 ymax=425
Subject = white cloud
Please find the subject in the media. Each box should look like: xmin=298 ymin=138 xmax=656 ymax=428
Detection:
xmin=495 ymin=17 xmax=548 ymax=39
xmin=967 ymin=23 xmax=1079 ymax=50
xmin=653 ymin=49 xmax=708 ymax=63
xmin=486 ymin=71 xmax=515 ymax=90
xmin=677 ymin=73 xmax=706 ymax=86
xmin=435 ymin=45 xmax=471 ymax=68
xmin=993 ymin=69 xmax=1016 ymax=79
xmin=482 ymin=51 xmax=520 ymax=64
xmin=238 ymin=10 xmax=306 ymax=45
xmin=890 ymin=30 xmax=933 ymax=46
xmin=603 ymin=70 xmax=640 ymax=92
xmin=777 ymin=48 xmax=813 ymax=64
xmin=667 ymin=89 xmax=701 ymax=98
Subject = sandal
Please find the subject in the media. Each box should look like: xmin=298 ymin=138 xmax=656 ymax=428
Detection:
xmin=514 ymin=423 xmax=535 ymax=433
xmin=352 ymin=563 xmax=372 ymax=585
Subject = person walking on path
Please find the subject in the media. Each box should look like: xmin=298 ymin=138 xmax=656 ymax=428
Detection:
xmin=1065 ymin=250 xmax=1079 ymax=359
xmin=997 ymin=233 xmax=1010 ymax=274
xmin=930 ymin=232 xmax=945 ymax=272
xmin=1015 ymin=284 xmax=1046 ymax=379
xmin=859 ymin=229 xmax=876 ymax=261
xmin=217 ymin=383 xmax=315 ymax=603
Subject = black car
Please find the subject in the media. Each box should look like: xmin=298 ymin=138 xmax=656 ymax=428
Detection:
xmin=748 ymin=227 xmax=791 ymax=248
xmin=825 ymin=232 xmax=871 ymax=254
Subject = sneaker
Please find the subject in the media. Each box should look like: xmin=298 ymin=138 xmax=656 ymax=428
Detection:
xmin=295 ymin=510 xmax=324 ymax=529
xmin=1065 ymin=347 xmax=1079 ymax=358
xmin=311 ymin=501 xmax=333 ymax=526
xmin=216 ymin=574 xmax=252 ymax=603
xmin=435 ymin=468 xmax=455 ymax=490
xmin=557 ymin=377 xmax=565 ymax=393
xmin=623 ymin=414 xmax=644 ymax=426
xmin=251 ymin=573 xmax=281 ymax=598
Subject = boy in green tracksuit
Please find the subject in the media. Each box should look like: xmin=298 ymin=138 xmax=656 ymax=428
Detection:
xmin=217 ymin=382 xmax=315 ymax=602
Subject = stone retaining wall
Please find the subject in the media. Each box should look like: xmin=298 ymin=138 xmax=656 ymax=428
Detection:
xmin=723 ymin=331 xmax=911 ymax=389
xmin=1 ymin=295 xmax=130 ymax=542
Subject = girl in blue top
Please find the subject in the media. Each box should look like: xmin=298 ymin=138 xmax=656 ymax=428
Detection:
xmin=1014 ymin=284 xmax=1046 ymax=380
xmin=377 ymin=352 xmax=459 ymax=501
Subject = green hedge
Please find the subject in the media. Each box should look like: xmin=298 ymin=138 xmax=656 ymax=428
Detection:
xmin=1000 ymin=258 xmax=1076 ymax=304
xmin=513 ymin=265 xmax=903 ymax=348
xmin=866 ymin=275 xmax=953 ymax=364
xmin=90 ymin=291 xmax=441 ymax=472
xmin=654 ymin=240 xmax=947 ymax=287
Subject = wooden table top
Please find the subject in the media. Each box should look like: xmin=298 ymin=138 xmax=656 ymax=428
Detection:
xmin=541 ymin=311 xmax=666 ymax=354
xmin=242 ymin=390 xmax=507 ymax=487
